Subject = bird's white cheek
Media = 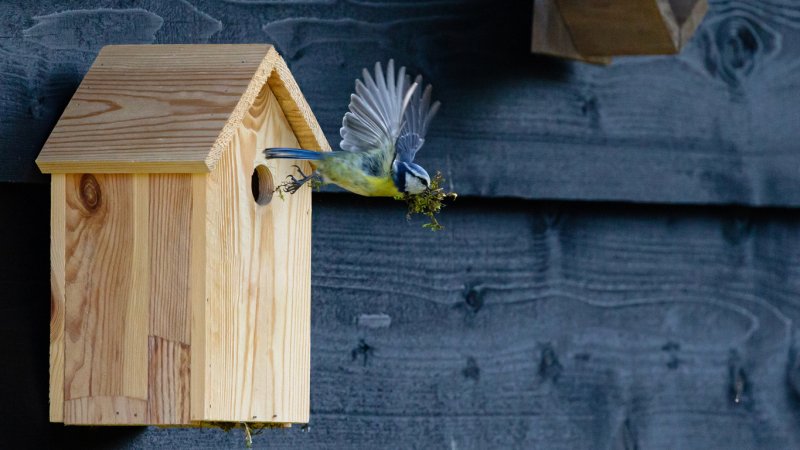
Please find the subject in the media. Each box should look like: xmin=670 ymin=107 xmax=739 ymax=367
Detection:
xmin=405 ymin=175 xmax=425 ymax=194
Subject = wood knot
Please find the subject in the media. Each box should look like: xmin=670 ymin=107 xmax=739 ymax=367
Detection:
xmin=351 ymin=339 xmax=374 ymax=367
xmin=728 ymin=350 xmax=750 ymax=407
xmin=79 ymin=174 xmax=102 ymax=212
xmin=538 ymin=343 xmax=562 ymax=382
xmin=722 ymin=214 xmax=753 ymax=246
xmin=464 ymin=286 xmax=484 ymax=313
xmin=701 ymin=14 xmax=778 ymax=87
xmin=461 ymin=357 xmax=480 ymax=381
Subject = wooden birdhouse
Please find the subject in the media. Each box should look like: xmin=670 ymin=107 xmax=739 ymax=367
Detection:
xmin=35 ymin=44 xmax=330 ymax=426
xmin=532 ymin=0 xmax=709 ymax=63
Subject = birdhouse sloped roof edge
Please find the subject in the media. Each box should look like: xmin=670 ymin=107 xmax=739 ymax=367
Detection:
xmin=35 ymin=44 xmax=330 ymax=174
xmin=205 ymin=46 xmax=331 ymax=172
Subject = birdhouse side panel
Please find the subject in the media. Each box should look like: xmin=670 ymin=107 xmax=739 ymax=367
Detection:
xmin=200 ymin=83 xmax=311 ymax=423
xmin=62 ymin=173 xmax=150 ymax=424
xmin=146 ymin=173 xmax=200 ymax=425
xmin=50 ymin=174 xmax=66 ymax=422
xmin=54 ymin=172 xmax=199 ymax=425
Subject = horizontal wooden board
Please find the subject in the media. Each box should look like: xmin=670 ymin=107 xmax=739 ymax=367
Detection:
xmin=2 ymin=0 xmax=800 ymax=207
xmin=6 ymin=185 xmax=800 ymax=448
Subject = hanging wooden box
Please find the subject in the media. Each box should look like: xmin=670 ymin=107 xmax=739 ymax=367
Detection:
xmin=532 ymin=0 xmax=709 ymax=62
xmin=36 ymin=44 xmax=330 ymax=426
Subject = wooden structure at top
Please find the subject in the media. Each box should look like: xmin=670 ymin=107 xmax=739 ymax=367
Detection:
xmin=532 ymin=0 xmax=709 ymax=63
xmin=36 ymin=44 xmax=330 ymax=426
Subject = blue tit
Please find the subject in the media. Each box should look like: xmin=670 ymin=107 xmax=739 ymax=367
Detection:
xmin=264 ymin=60 xmax=441 ymax=197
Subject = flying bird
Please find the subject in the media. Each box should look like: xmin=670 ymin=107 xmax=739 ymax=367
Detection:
xmin=264 ymin=60 xmax=440 ymax=197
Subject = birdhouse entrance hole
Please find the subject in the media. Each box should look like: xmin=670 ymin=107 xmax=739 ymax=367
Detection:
xmin=251 ymin=164 xmax=274 ymax=206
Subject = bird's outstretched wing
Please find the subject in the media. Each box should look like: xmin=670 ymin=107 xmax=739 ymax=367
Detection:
xmin=340 ymin=60 xmax=417 ymax=155
xmin=396 ymin=75 xmax=441 ymax=163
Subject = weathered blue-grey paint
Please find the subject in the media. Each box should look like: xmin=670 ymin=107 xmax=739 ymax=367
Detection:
xmin=2 ymin=0 xmax=800 ymax=205
xmin=4 ymin=188 xmax=800 ymax=449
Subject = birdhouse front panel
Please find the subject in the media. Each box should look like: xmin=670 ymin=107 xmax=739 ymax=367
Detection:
xmin=38 ymin=44 xmax=329 ymax=426
xmin=199 ymin=83 xmax=311 ymax=424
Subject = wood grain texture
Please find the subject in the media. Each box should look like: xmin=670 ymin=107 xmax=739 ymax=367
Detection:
xmin=201 ymin=83 xmax=311 ymax=423
xmin=531 ymin=0 xmax=612 ymax=64
xmin=63 ymin=173 xmax=150 ymax=423
xmin=9 ymin=0 xmax=800 ymax=207
xmin=189 ymin=173 xmax=207 ymax=422
xmin=49 ymin=174 xmax=65 ymax=422
xmin=38 ymin=42 xmax=323 ymax=424
xmin=8 ymin=185 xmax=800 ymax=447
xmin=148 ymin=337 xmax=191 ymax=425
xmin=148 ymin=174 xmax=192 ymax=344
xmin=34 ymin=44 xmax=328 ymax=174
xmin=56 ymin=172 xmax=201 ymax=424
xmin=29 ymin=194 xmax=799 ymax=448
xmin=64 ymin=396 xmax=148 ymax=426
xmin=552 ymin=0 xmax=691 ymax=56
xmin=35 ymin=44 xmax=268 ymax=174
xmin=147 ymin=174 xmax=195 ymax=424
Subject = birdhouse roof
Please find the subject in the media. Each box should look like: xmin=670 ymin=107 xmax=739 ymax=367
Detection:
xmin=36 ymin=44 xmax=330 ymax=174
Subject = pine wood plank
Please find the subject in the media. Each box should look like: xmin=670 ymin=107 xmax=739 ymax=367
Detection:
xmin=555 ymin=0 xmax=679 ymax=56
xmin=202 ymin=84 xmax=310 ymax=423
xmin=146 ymin=174 xmax=194 ymax=424
xmin=531 ymin=0 xmax=611 ymax=64
xmin=64 ymin=396 xmax=148 ymax=425
xmin=147 ymin=337 xmax=191 ymax=424
xmin=49 ymin=174 xmax=65 ymax=422
xmin=189 ymin=173 xmax=207 ymax=422
xmin=63 ymin=173 xmax=150 ymax=423
xmin=149 ymin=174 xmax=192 ymax=344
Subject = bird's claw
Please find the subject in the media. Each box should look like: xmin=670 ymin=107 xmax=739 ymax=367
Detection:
xmin=280 ymin=165 xmax=318 ymax=194
xmin=285 ymin=181 xmax=303 ymax=194
xmin=291 ymin=165 xmax=308 ymax=178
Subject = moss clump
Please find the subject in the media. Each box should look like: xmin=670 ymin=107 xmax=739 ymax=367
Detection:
xmin=395 ymin=171 xmax=457 ymax=231
xmin=202 ymin=421 xmax=289 ymax=448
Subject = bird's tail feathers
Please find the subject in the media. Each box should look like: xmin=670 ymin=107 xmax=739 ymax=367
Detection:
xmin=264 ymin=148 xmax=324 ymax=160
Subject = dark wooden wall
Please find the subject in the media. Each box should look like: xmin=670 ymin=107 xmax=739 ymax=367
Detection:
xmin=2 ymin=0 xmax=800 ymax=449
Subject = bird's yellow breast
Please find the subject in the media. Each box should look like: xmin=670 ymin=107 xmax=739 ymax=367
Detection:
xmin=334 ymin=174 xmax=400 ymax=197
xmin=319 ymin=152 xmax=401 ymax=197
